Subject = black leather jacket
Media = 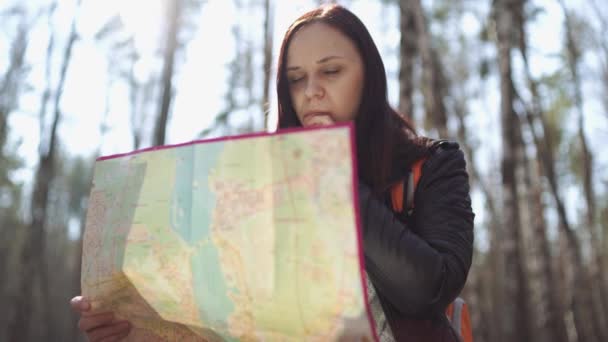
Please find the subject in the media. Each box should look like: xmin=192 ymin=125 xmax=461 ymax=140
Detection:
xmin=358 ymin=141 xmax=474 ymax=341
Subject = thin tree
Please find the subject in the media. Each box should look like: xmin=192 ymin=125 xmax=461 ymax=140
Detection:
xmin=0 ymin=8 xmax=31 ymax=340
xmin=494 ymin=0 xmax=533 ymax=340
xmin=514 ymin=72 xmax=595 ymax=342
xmin=398 ymin=0 xmax=417 ymax=120
xmin=506 ymin=1 xmax=596 ymax=339
xmin=129 ymin=66 xmax=157 ymax=149
xmin=0 ymin=5 xmax=32 ymax=177
xmin=94 ymin=14 xmax=155 ymax=150
xmin=153 ymin=0 xmax=183 ymax=146
xmin=452 ymin=70 xmax=500 ymax=342
xmin=590 ymin=0 xmax=608 ymax=124
xmin=513 ymin=4 xmax=569 ymax=341
xmin=199 ymin=1 xmax=258 ymax=137
xmin=449 ymin=28 xmax=503 ymax=342
xmin=9 ymin=0 xmax=81 ymax=340
xmin=559 ymin=2 xmax=608 ymax=341
xmin=262 ymin=0 xmax=273 ymax=130
xmin=409 ymin=0 xmax=449 ymax=138
xmin=589 ymin=1 xmax=608 ymax=296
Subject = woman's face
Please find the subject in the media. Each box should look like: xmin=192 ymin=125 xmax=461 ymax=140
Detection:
xmin=286 ymin=22 xmax=365 ymax=127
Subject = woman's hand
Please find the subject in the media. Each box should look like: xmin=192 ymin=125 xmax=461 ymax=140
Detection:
xmin=70 ymin=296 xmax=132 ymax=342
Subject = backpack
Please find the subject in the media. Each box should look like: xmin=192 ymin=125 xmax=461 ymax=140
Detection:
xmin=389 ymin=157 xmax=473 ymax=342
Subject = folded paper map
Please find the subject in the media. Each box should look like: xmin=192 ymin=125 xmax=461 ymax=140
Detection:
xmin=81 ymin=124 xmax=376 ymax=341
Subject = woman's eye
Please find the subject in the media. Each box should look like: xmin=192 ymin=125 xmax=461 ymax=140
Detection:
xmin=289 ymin=77 xmax=304 ymax=84
xmin=324 ymin=69 xmax=340 ymax=75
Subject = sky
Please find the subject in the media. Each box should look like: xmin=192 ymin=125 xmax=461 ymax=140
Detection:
xmin=8 ymin=0 xmax=404 ymax=175
xmin=4 ymin=0 xmax=608 ymax=245
xmin=10 ymin=0 xmax=595 ymax=159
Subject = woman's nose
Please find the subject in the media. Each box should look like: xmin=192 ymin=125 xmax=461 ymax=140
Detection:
xmin=304 ymin=78 xmax=324 ymax=99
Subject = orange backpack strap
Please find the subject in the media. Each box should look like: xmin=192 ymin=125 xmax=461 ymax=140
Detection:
xmin=390 ymin=154 xmax=473 ymax=342
xmin=460 ymin=300 xmax=473 ymax=342
xmin=391 ymin=157 xmax=427 ymax=214
xmin=446 ymin=297 xmax=473 ymax=342
xmin=390 ymin=182 xmax=405 ymax=213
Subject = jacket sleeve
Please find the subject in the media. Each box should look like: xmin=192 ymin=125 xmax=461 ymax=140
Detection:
xmin=358 ymin=144 xmax=474 ymax=318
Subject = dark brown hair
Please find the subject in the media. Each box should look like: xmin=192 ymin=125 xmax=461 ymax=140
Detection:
xmin=276 ymin=4 xmax=430 ymax=193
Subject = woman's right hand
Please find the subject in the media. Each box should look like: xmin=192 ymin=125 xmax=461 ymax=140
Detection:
xmin=70 ymin=296 xmax=132 ymax=342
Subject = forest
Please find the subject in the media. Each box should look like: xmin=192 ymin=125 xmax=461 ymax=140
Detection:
xmin=1 ymin=0 xmax=607 ymax=341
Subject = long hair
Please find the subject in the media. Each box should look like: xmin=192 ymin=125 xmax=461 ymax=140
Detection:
xmin=276 ymin=4 xmax=431 ymax=193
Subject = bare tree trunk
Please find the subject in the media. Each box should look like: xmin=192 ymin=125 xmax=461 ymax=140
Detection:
xmin=0 ymin=8 xmax=31 ymax=184
xmin=576 ymin=120 xmax=608 ymax=341
xmin=153 ymin=0 xmax=182 ymax=146
xmin=515 ymin=9 xmax=570 ymax=341
xmin=494 ymin=0 xmax=533 ymax=340
xmin=0 ymin=13 xmax=31 ymax=339
xmin=454 ymin=102 xmax=497 ymax=220
xmin=591 ymin=0 xmax=608 ymax=122
xmin=560 ymin=5 xmax=608 ymax=342
xmin=589 ymin=0 xmax=608 ymax=304
xmin=570 ymin=252 xmax=597 ymax=342
xmin=453 ymin=87 xmax=505 ymax=342
xmin=128 ymin=60 xmax=156 ymax=150
xmin=532 ymin=162 xmax=569 ymax=342
xmin=37 ymin=2 xmax=57 ymax=157
xmin=9 ymin=2 xmax=78 ymax=340
xmin=516 ymin=111 xmax=554 ymax=342
xmin=0 ymin=109 xmax=6 ymax=153
xmin=523 ymin=82 xmax=568 ymax=342
xmin=514 ymin=84 xmax=569 ymax=342
xmin=398 ymin=0 xmax=417 ymax=120
xmin=454 ymin=100 xmax=503 ymax=342
xmin=0 ymin=14 xmax=30 ymax=119
xmin=512 ymin=33 xmax=595 ymax=342
xmin=409 ymin=0 xmax=448 ymax=138
xmin=512 ymin=87 xmax=535 ymax=342
xmin=199 ymin=14 xmax=244 ymax=138
xmin=485 ymin=221 xmax=505 ymax=342
xmin=128 ymin=58 xmax=143 ymax=150
xmin=471 ymin=256 xmax=491 ymax=342
xmin=262 ymin=0 xmax=273 ymax=130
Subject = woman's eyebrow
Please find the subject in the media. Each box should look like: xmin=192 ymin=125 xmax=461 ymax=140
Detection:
xmin=316 ymin=55 xmax=344 ymax=63
xmin=287 ymin=55 xmax=345 ymax=71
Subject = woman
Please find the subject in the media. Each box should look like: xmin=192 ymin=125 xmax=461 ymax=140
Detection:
xmin=71 ymin=4 xmax=474 ymax=341
xmin=275 ymin=5 xmax=474 ymax=341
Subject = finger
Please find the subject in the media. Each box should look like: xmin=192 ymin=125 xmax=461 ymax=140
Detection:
xmin=78 ymin=312 xmax=114 ymax=332
xmin=70 ymin=296 xmax=91 ymax=312
xmin=89 ymin=321 xmax=131 ymax=342
xmin=98 ymin=327 xmax=131 ymax=342
xmin=82 ymin=310 xmax=114 ymax=318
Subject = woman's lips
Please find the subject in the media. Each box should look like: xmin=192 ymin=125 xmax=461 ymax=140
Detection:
xmin=303 ymin=112 xmax=333 ymax=126
xmin=303 ymin=111 xmax=330 ymax=120
xmin=304 ymin=113 xmax=334 ymax=127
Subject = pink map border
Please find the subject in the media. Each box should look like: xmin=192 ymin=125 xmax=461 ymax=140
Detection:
xmin=96 ymin=122 xmax=379 ymax=341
